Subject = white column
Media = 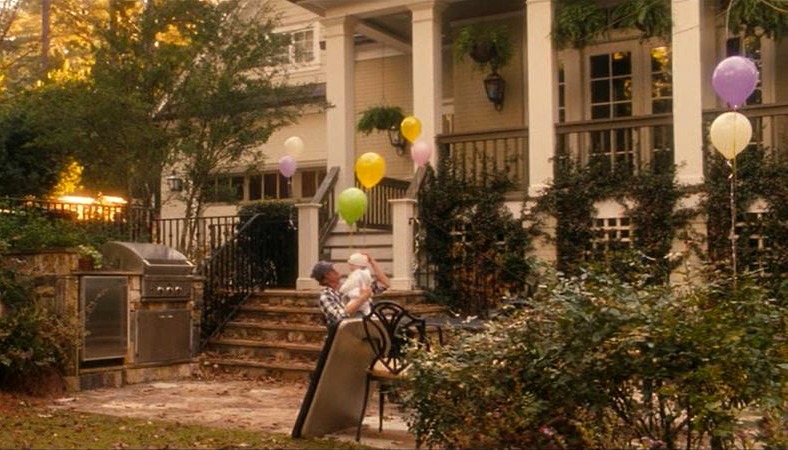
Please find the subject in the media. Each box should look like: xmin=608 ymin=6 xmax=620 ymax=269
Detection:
xmin=409 ymin=1 xmax=445 ymax=166
xmin=389 ymin=198 xmax=416 ymax=290
xmin=671 ymin=0 xmax=704 ymax=186
xmin=295 ymin=202 xmax=321 ymax=290
xmin=323 ymin=16 xmax=357 ymax=192
xmin=525 ymin=0 xmax=557 ymax=197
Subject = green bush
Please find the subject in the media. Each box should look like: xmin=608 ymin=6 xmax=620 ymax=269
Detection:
xmin=0 ymin=211 xmax=114 ymax=253
xmin=237 ymin=199 xmax=295 ymax=224
xmin=403 ymin=266 xmax=786 ymax=449
xmin=0 ymin=269 xmax=78 ymax=393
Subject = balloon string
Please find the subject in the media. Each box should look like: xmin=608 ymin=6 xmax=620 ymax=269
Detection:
xmin=729 ymin=155 xmax=738 ymax=291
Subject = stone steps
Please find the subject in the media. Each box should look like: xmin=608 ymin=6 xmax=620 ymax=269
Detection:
xmin=200 ymin=289 xmax=447 ymax=381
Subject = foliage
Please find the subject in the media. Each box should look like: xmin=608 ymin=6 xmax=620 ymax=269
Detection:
xmin=725 ymin=0 xmax=788 ymax=40
xmin=0 ymin=211 xmax=113 ymax=253
xmin=553 ymin=0 xmax=609 ymax=49
xmin=0 ymin=269 xmax=78 ymax=393
xmin=417 ymin=163 xmax=533 ymax=317
xmin=0 ymin=104 xmax=71 ymax=197
xmin=237 ymin=199 xmax=295 ymax=223
xmin=453 ymin=24 xmax=514 ymax=73
xmin=554 ymin=0 xmax=672 ymax=49
xmin=535 ymin=158 xmax=691 ymax=281
xmin=356 ymin=105 xmax=405 ymax=135
xmin=404 ymin=267 xmax=786 ymax=449
xmin=703 ymin=147 xmax=788 ymax=299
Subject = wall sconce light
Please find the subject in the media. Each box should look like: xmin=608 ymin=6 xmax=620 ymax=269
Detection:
xmin=484 ymin=72 xmax=506 ymax=111
xmin=387 ymin=125 xmax=408 ymax=156
xmin=166 ymin=172 xmax=184 ymax=192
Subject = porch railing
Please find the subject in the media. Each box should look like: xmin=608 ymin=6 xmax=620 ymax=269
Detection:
xmin=199 ymin=214 xmax=297 ymax=347
xmin=0 ymin=197 xmax=152 ymax=241
xmin=436 ymin=127 xmax=528 ymax=191
xmin=357 ymin=176 xmax=410 ymax=231
xmin=702 ymin=101 xmax=788 ymax=161
xmin=151 ymin=215 xmax=240 ymax=263
xmin=312 ymin=166 xmax=339 ymax=248
xmin=555 ymin=113 xmax=675 ymax=175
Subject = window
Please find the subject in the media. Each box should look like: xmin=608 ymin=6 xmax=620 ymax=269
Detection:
xmin=650 ymin=46 xmax=673 ymax=172
xmin=300 ymin=168 xmax=326 ymax=199
xmin=263 ymin=172 xmax=291 ymax=199
xmin=591 ymin=216 xmax=632 ymax=259
xmin=589 ymin=51 xmax=635 ymax=175
xmin=204 ymin=175 xmax=244 ymax=203
xmin=278 ymin=25 xmax=318 ymax=65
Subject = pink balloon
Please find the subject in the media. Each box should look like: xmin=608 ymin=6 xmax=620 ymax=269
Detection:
xmin=278 ymin=155 xmax=297 ymax=178
xmin=712 ymin=56 xmax=759 ymax=109
xmin=410 ymin=140 xmax=433 ymax=167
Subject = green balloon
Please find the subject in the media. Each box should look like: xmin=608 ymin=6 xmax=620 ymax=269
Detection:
xmin=337 ymin=187 xmax=368 ymax=225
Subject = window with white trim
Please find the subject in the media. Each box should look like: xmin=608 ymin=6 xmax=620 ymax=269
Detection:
xmin=277 ymin=24 xmax=319 ymax=66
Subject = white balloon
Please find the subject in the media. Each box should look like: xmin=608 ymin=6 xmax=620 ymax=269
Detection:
xmin=709 ymin=112 xmax=752 ymax=160
xmin=284 ymin=136 xmax=304 ymax=156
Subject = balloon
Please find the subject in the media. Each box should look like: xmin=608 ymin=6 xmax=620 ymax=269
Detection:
xmin=410 ymin=140 xmax=432 ymax=167
xmin=337 ymin=187 xmax=368 ymax=225
xmin=712 ymin=56 xmax=759 ymax=109
xmin=278 ymin=155 xmax=297 ymax=178
xmin=284 ymin=136 xmax=305 ymax=156
xmin=709 ymin=112 xmax=752 ymax=160
xmin=355 ymin=152 xmax=386 ymax=189
xmin=400 ymin=116 xmax=422 ymax=143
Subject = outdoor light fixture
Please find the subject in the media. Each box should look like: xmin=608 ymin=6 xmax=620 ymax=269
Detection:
xmin=387 ymin=125 xmax=408 ymax=156
xmin=166 ymin=172 xmax=184 ymax=192
xmin=484 ymin=72 xmax=506 ymax=111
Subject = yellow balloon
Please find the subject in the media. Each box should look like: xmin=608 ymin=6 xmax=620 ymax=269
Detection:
xmin=355 ymin=152 xmax=386 ymax=189
xmin=710 ymin=111 xmax=752 ymax=160
xmin=400 ymin=116 xmax=422 ymax=143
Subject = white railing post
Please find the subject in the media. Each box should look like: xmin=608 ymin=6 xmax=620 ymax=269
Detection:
xmin=389 ymin=198 xmax=417 ymax=290
xmin=295 ymin=202 xmax=321 ymax=290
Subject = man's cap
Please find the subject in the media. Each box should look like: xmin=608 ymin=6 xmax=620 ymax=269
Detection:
xmin=310 ymin=260 xmax=334 ymax=281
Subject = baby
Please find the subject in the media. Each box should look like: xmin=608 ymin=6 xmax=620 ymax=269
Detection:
xmin=340 ymin=252 xmax=374 ymax=316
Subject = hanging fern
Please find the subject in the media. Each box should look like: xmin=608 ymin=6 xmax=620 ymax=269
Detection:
xmin=356 ymin=105 xmax=405 ymax=135
xmin=725 ymin=0 xmax=788 ymax=40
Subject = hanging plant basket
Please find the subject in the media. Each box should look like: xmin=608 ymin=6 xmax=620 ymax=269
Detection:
xmin=357 ymin=105 xmax=405 ymax=135
xmin=453 ymin=24 xmax=513 ymax=73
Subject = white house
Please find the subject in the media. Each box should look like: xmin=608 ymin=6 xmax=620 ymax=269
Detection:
xmin=160 ymin=0 xmax=788 ymax=289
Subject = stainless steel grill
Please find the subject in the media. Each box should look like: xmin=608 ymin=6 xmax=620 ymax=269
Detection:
xmin=101 ymin=242 xmax=194 ymax=302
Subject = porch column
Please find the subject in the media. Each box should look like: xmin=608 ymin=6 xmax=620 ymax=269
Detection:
xmin=525 ymin=0 xmax=558 ymax=197
xmin=323 ymin=16 xmax=357 ymax=192
xmin=409 ymin=1 xmax=445 ymax=166
xmin=671 ymin=0 xmax=704 ymax=186
xmin=295 ymin=202 xmax=321 ymax=290
xmin=389 ymin=198 xmax=416 ymax=290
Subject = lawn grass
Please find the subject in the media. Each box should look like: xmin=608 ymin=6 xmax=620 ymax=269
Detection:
xmin=0 ymin=401 xmax=366 ymax=449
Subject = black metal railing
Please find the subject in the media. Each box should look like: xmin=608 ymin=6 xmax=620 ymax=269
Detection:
xmin=357 ymin=176 xmax=409 ymax=231
xmin=436 ymin=127 xmax=528 ymax=191
xmin=199 ymin=213 xmax=297 ymax=347
xmin=313 ymin=166 xmax=339 ymax=249
xmin=152 ymin=215 xmax=240 ymax=263
xmin=0 ymin=196 xmax=152 ymax=241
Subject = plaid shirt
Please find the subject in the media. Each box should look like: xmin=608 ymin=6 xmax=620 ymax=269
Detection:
xmin=318 ymin=280 xmax=386 ymax=327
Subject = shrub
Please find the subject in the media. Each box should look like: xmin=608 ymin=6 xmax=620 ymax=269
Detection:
xmin=237 ymin=199 xmax=295 ymax=224
xmin=403 ymin=266 xmax=786 ymax=449
xmin=0 ymin=269 xmax=78 ymax=393
xmin=0 ymin=210 xmax=114 ymax=253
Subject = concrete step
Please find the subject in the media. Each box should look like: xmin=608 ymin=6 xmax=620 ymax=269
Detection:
xmin=220 ymin=321 xmax=326 ymax=344
xmin=199 ymin=356 xmax=314 ymax=382
xmin=207 ymin=338 xmax=322 ymax=361
xmin=235 ymin=304 xmax=326 ymax=326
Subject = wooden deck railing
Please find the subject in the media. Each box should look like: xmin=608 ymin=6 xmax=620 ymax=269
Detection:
xmin=357 ymin=176 xmax=410 ymax=231
xmin=151 ymin=215 xmax=241 ymax=262
xmin=436 ymin=127 xmax=528 ymax=191
xmin=311 ymin=166 xmax=339 ymax=247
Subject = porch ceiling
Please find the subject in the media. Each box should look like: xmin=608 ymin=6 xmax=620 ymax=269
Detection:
xmin=288 ymin=0 xmax=521 ymax=46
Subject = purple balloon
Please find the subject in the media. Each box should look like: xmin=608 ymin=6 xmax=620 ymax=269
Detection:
xmin=712 ymin=56 xmax=758 ymax=109
xmin=278 ymin=155 xmax=297 ymax=178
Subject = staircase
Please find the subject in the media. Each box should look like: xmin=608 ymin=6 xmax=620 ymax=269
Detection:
xmin=200 ymin=289 xmax=446 ymax=381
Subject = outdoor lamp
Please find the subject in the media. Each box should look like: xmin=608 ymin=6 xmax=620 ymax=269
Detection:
xmin=484 ymin=72 xmax=506 ymax=111
xmin=387 ymin=125 xmax=408 ymax=156
xmin=166 ymin=172 xmax=184 ymax=192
